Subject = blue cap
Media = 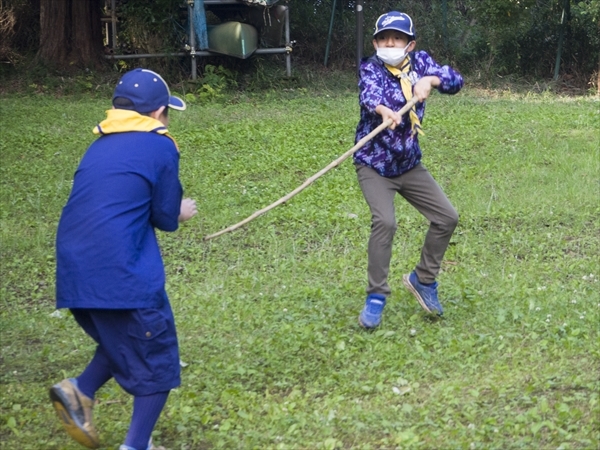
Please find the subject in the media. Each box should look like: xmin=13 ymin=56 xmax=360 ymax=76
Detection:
xmin=374 ymin=11 xmax=416 ymax=39
xmin=112 ymin=68 xmax=186 ymax=113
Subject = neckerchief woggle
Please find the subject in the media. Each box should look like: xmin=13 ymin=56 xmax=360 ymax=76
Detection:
xmin=93 ymin=109 xmax=180 ymax=151
xmin=384 ymin=58 xmax=424 ymax=137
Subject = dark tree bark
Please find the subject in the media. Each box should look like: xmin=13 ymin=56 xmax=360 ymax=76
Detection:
xmin=38 ymin=0 xmax=69 ymax=65
xmin=37 ymin=0 xmax=104 ymax=70
xmin=71 ymin=0 xmax=104 ymax=67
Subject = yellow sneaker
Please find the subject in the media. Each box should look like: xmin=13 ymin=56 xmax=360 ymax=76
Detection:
xmin=49 ymin=378 xmax=100 ymax=449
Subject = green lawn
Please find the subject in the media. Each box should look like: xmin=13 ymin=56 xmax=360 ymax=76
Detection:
xmin=1 ymin=86 xmax=598 ymax=450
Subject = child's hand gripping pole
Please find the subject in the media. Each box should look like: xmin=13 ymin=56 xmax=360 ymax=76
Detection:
xmin=203 ymin=97 xmax=420 ymax=241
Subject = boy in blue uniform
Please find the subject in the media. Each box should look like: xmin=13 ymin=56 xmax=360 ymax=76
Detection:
xmin=50 ymin=68 xmax=197 ymax=450
xmin=355 ymin=12 xmax=464 ymax=328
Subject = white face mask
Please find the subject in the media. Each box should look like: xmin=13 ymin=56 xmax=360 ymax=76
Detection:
xmin=376 ymin=46 xmax=408 ymax=67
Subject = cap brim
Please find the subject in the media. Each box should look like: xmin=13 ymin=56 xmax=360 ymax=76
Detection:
xmin=168 ymin=95 xmax=186 ymax=111
xmin=374 ymin=27 xmax=415 ymax=37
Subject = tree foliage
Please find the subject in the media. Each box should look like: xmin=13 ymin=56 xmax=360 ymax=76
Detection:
xmin=1 ymin=0 xmax=598 ymax=84
xmin=288 ymin=0 xmax=599 ymax=81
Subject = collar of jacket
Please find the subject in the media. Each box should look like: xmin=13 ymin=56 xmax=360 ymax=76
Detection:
xmin=93 ymin=109 xmax=179 ymax=152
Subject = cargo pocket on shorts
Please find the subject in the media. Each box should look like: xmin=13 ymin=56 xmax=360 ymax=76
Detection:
xmin=127 ymin=309 xmax=179 ymax=386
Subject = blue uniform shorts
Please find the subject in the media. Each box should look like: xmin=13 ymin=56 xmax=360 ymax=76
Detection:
xmin=71 ymin=301 xmax=180 ymax=396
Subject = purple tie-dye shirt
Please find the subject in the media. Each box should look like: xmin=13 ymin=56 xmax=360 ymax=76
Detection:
xmin=354 ymin=51 xmax=463 ymax=177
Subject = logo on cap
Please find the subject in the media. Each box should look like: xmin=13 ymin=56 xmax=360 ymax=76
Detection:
xmin=374 ymin=11 xmax=415 ymax=38
xmin=381 ymin=16 xmax=405 ymax=27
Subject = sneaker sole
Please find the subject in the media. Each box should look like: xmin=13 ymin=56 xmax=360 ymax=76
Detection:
xmin=402 ymin=274 xmax=434 ymax=314
xmin=358 ymin=314 xmax=376 ymax=329
xmin=49 ymin=387 xmax=100 ymax=449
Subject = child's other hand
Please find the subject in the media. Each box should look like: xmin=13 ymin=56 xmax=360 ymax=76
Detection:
xmin=376 ymin=105 xmax=402 ymax=130
xmin=413 ymin=76 xmax=441 ymax=102
xmin=179 ymin=198 xmax=197 ymax=222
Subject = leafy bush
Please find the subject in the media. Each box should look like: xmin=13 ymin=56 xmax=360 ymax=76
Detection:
xmin=185 ymin=64 xmax=237 ymax=104
xmin=288 ymin=0 xmax=599 ymax=85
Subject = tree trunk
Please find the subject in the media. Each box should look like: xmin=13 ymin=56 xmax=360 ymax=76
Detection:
xmin=71 ymin=0 xmax=104 ymax=67
xmin=37 ymin=0 xmax=104 ymax=70
xmin=38 ymin=0 xmax=69 ymax=66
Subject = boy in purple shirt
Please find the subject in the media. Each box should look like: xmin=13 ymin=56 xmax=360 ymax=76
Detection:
xmin=355 ymin=11 xmax=464 ymax=328
xmin=49 ymin=69 xmax=197 ymax=450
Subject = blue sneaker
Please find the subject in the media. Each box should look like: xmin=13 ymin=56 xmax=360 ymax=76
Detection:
xmin=358 ymin=293 xmax=387 ymax=329
xmin=403 ymin=271 xmax=443 ymax=316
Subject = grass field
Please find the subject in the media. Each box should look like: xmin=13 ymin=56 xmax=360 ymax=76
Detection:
xmin=0 ymin=82 xmax=599 ymax=450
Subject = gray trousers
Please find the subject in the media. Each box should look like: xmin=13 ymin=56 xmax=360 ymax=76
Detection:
xmin=356 ymin=163 xmax=458 ymax=296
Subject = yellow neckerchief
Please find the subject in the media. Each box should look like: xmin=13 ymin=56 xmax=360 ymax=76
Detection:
xmin=385 ymin=58 xmax=424 ymax=136
xmin=93 ymin=109 xmax=179 ymax=152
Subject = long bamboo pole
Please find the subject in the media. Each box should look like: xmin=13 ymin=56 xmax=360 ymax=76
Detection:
xmin=203 ymin=97 xmax=419 ymax=241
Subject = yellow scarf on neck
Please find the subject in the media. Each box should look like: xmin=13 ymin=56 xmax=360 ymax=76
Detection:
xmin=385 ymin=59 xmax=424 ymax=136
xmin=93 ymin=109 xmax=179 ymax=152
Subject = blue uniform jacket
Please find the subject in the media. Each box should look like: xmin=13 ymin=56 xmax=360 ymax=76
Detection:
xmin=56 ymin=114 xmax=183 ymax=310
xmin=354 ymin=51 xmax=463 ymax=177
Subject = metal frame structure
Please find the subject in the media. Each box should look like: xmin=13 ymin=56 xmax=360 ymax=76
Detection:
xmin=103 ymin=0 xmax=292 ymax=79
